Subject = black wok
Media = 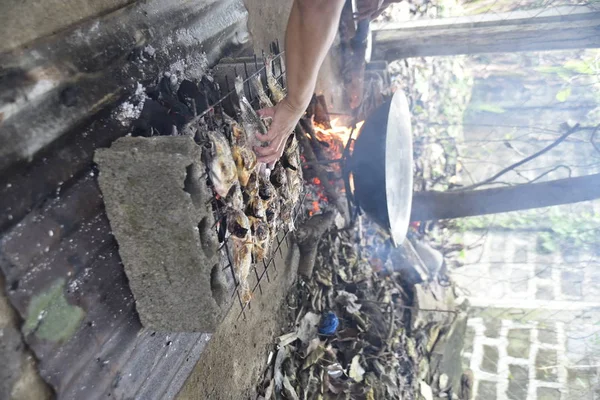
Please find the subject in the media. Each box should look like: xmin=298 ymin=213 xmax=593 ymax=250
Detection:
xmin=348 ymin=90 xmax=413 ymax=246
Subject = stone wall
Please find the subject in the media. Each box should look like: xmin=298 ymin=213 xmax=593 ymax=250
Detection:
xmin=453 ymin=231 xmax=600 ymax=399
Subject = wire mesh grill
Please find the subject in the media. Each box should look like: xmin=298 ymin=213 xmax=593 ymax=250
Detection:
xmin=196 ymin=42 xmax=306 ymax=321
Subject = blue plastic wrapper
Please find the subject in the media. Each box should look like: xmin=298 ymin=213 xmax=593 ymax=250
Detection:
xmin=318 ymin=311 xmax=339 ymax=335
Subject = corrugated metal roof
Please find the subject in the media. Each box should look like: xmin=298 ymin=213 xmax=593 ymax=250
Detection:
xmin=0 ymin=0 xmax=249 ymax=398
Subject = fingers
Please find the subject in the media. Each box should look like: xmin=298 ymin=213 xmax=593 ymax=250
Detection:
xmin=256 ymin=123 xmax=283 ymax=143
xmin=254 ymin=96 xmax=304 ymax=163
xmin=254 ymin=131 xmax=290 ymax=164
xmin=257 ymin=107 xmax=276 ymax=119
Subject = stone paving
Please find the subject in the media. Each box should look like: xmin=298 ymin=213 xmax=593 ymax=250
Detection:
xmin=464 ymin=317 xmax=568 ymax=399
xmin=452 ymin=231 xmax=600 ymax=399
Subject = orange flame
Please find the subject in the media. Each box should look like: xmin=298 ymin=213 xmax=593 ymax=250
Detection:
xmin=313 ymin=118 xmax=365 ymax=150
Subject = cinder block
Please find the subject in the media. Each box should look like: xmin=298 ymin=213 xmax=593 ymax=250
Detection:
xmin=95 ymin=136 xmax=227 ymax=332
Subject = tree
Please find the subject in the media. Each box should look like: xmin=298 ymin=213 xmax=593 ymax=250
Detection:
xmin=410 ymin=172 xmax=600 ymax=221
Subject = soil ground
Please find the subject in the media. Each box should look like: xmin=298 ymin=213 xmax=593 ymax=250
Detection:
xmin=177 ymin=236 xmax=300 ymax=400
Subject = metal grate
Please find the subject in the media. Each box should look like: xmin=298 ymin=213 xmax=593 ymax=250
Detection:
xmin=197 ymin=42 xmax=306 ymax=320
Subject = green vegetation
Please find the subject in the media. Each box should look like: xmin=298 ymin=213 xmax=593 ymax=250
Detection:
xmin=454 ymin=204 xmax=600 ymax=255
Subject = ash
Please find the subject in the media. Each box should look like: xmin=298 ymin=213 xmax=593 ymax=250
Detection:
xmin=114 ymin=82 xmax=147 ymax=126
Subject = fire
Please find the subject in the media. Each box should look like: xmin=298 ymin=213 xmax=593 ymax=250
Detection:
xmin=312 ymin=118 xmax=365 ymax=151
xmin=305 ymin=118 xmax=364 ymax=217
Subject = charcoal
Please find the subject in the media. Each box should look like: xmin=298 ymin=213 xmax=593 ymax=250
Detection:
xmin=177 ymin=79 xmax=209 ymax=115
xmin=132 ymin=99 xmax=175 ymax=136
xmin=199 ymin=76 xmax=221 ymax=105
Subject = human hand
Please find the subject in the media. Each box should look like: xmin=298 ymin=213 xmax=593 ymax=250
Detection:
xmin=254 ymin=96 xmax=305 ymax=164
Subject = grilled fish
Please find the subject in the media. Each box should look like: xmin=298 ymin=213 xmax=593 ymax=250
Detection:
xmin=235 ymin=76 xmax=267 ymax=147
xmin=251 ymin=74 xmax=273 ymax=109
xmin=235 ymin=75 xmax=272 ymax=179
xmin=222 ymin=112 xmax=247 ymax=146
xmin=259 ymin=174 xmax=276 ymax=202
xmin=270 ymin=161 xmax=289 ymax=200
xmin=248 ymin=195 xmax=267 ymax=219
xmin=231 ymin=144 xmax=257 ymax=187
xmin=249 ymin=216 xmax=270 ymax=262
xmin=227 ymin=208 xmax=253 ymax=302
xmin=265 ymin=56 xmax=286 ymax=103
xmin=226 ymin=182 xmax=244 ymax=211
xmin=283 ymin=135 xmax=303 ymax=205
xmin=245 ymin=171 xmax=259 ymax=198
xmin=279 ymin=198 xmax=295 ymax=232
xmin=205 ymin=130 xmax=238 ymax=198
xmin=265 ymin=195 xmax=280 ymax=229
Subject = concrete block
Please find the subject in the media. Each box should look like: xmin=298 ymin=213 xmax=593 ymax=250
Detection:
xmin=536 ymin=349 xmax=559 ymax=382
xmin=538 ymin=387 xmax=561 ymax=400
xmin=561 ymin=271 xmax=583 ymax=298
xmin=95 ymin=136 xmax=227 ymax=332
xmin=538 ymin=324 xmax=558 ymax=345
xmin=507 ymin=365 xmax=528 ymax=400
xmin=507 ymin=329 xmax=531 ymax=358
xmin=477 ymin=380 xmax=497 ymax=400
xmin=536 ymin=284 xmax=555 ymax=300
xmin=481 ymin=345 xmax=499 ymax=373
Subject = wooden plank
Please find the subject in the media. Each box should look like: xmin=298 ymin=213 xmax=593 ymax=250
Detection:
xmin=372 ymin=6 xmax=600 ymax=59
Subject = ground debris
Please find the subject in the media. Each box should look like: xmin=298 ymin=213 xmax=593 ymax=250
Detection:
xmin=256 ymin=221 xmax=467 ymax=400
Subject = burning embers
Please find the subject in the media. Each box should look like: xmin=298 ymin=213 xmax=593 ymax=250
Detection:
xmin=312 ymin=118 xmax=365 ymax=154
xmin=300 ymin=117 xmax=364 ymax=219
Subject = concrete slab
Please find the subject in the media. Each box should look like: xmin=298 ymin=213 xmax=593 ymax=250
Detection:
xmin=95 ymin=136 xmax=227 ymax=332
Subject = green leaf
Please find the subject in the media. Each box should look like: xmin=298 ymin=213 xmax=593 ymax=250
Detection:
xmin=555 ymin=87 xmax=572 ymax=102
xmin=349 ymin=355 xmax=365 ymax=382
xmin=302 ymin=345 xmax=325 ymax=370
xmin=564 ymin=59 xmax=596 ymax=75
xmin=459 ymin=249 xmax=466 ymax=260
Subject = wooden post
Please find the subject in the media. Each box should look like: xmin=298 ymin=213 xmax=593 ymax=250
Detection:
xmin=410 ymin=173 xmax=600 ymax=221
xmin=372 ymin=6 xmax=600 ymax=60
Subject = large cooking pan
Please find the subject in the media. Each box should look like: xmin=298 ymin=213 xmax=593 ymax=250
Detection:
xmin=348 ymin=90 xmax=413 ymax=246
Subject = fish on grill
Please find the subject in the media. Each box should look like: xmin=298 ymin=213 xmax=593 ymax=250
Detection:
xmin=205 ymin=130 xmax=238 ymax=198
xmin=249 ymin=216 xmax=270 ymax=262
xmin=283 ymin=135 xmax=303 ymax=207
xmin=224 ymin=111 xmax=257 ymax=188
xmin=235 ymin=75 xmax=271 ymax=178
xmin=265 ymin=56 xmax=286 ymax=103
xmin=251 ymin=74 xmax=273 ymax=110
xmin=235 ymin=76 xmax=267 ymax=148
xmin=227 ymin=208 xmax=253 ymax=304
xmin=270 ymin=161 xmax=289 ymax=201
xmin=231 ymin=144 xmax=257 ymax=187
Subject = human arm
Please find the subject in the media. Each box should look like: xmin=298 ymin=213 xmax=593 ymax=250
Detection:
xmin=254 ymin=0 xmax=346 ymax=164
